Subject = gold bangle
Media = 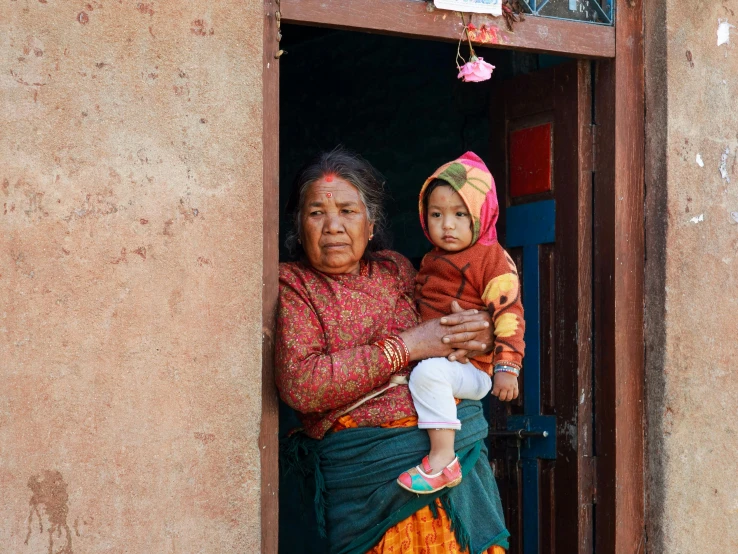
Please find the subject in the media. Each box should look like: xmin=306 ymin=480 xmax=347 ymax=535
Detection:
xmin=377 ymin=335 xmax=411 ymax=371
xmin=377 ymin=342 xmax=392 ymax=368
xmin=387 ymin=338 xmax=399 ymax=362
xmin=387 ymin=336 xmax=407 ymax=369
xmin=391 ymin=335 xmax=410 ymax=365
xmin=383 ymin=341 xmax=400 ymax=371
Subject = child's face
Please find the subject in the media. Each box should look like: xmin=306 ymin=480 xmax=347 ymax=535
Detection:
xmin=426 ymin=185 xmax=473 ymax=252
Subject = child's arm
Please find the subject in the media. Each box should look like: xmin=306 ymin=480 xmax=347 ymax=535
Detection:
xmin=480 ymin=245 xmax=526 ymax=368
xmin=480 ymin=245 xmax=525 ymax=402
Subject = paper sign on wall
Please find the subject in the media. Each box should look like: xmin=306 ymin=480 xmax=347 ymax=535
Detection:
xmin=434 ymin=0 xmax=503 ymax=16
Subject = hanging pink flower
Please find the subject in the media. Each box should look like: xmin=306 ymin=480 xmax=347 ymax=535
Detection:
xmin=457 ymin=56 xmax=495 ymax=83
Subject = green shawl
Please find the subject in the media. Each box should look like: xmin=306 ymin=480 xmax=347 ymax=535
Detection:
xmin=286 ymin=400 xmax=509 ymax=554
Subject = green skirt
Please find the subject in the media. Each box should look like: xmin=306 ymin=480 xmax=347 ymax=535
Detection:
xmin=285 ymin=400 xmax=510 ymax=554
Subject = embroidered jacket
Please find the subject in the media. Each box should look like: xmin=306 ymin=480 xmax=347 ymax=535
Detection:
xmin=276 ymin=251 xmax=419 ymax=439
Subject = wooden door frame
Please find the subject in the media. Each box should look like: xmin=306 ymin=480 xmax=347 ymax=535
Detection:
xmin=261 ymin=2 xmax=645 ymax=552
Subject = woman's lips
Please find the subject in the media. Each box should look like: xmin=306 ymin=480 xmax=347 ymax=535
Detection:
xmin=323 ymin=243 xmax=349 ymax=249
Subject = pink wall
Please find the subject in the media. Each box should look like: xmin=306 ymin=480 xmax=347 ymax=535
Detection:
xmin=1 ymin=1 xmax=264 ymax=551
xmin=646 ymin=0 xmax=738 ymax=551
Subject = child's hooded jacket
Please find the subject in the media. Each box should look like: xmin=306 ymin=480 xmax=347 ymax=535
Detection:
xmin=415 ymin=151 xmax=526 ymax=372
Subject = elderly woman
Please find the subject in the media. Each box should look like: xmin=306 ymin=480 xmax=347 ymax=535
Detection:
xmin=276 ymin=148 xmax=509 ymax=554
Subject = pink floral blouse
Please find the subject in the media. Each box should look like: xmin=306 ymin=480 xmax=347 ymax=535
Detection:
xmin=275 ymin=250 xmax=420 ymax=439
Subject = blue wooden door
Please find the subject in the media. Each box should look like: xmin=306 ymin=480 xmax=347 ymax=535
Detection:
xmin=487 ymin=60 xmax=594 ymax=554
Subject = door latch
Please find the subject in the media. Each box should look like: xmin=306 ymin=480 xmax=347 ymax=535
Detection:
xmin=489 ymin=415 xmax=557 ymax=460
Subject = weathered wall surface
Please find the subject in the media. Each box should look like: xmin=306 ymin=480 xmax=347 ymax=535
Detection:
xmin=1 ymin=1 xmax=263 ymax=552
xmin=646 ymin=1 xmax=738 ymax=551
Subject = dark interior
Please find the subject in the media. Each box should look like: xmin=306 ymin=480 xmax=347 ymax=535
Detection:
xmin=277 ymin=24 xmax=570 ymax=553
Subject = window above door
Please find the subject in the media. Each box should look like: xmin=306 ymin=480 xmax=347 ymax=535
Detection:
xmin=519 ymin=0 xmax=613 ymax=25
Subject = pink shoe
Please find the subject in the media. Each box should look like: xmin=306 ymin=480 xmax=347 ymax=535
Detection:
xmin=397 ymin=456 xmax=462 ymax=494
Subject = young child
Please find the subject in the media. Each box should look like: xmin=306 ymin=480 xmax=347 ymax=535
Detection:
xmin=397 ymin=151 xmax=525 ymax=494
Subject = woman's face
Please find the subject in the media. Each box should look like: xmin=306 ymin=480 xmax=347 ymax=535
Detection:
xmin=300 ymin=176 xmax=375 ymax=275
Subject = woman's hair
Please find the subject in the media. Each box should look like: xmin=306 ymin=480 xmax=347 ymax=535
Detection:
xmin=284 ymin=146 xmax=391 ymax=258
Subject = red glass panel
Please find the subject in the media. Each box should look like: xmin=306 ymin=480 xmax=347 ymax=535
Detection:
xmin=509 ymin=123 xmax=552 ymax=198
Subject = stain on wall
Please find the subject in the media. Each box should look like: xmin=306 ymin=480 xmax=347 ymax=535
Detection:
xmin=646 ymin=0 xmax=738 ymax=551
xmin=1 ymin=1 xmax=264 ymax=551
xmin=26 ymin=470 xmax=73 ymax=554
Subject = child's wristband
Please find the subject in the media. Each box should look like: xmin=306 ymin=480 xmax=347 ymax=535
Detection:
xmin=493 ymin=364 xmax=520 ymax=377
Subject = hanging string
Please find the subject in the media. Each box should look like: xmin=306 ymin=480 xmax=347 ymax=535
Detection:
xmin=456 ymin=13 xmax=478 ymax=70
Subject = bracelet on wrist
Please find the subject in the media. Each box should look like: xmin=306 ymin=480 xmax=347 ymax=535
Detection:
xmin=375 ymin=335 xmax=409 ymax=371
xmin=493 ymin=364 xmax=520 ymax=377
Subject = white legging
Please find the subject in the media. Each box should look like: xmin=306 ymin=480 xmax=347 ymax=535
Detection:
xmin=408 ymin=357 xmax=492 ymax=430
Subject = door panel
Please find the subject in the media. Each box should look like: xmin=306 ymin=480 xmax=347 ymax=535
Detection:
xmin=487 ymin=60 xmax=594 ymax=554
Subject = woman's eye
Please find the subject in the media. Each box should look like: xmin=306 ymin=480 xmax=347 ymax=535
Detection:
xmin=309 ymin=211 xmax=322 ymax=216
xmin=342 ymin=209 xmax=355 ymax=214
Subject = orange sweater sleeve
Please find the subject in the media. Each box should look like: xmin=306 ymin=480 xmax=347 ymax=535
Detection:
xmin=479 ymin=243 xmax=526 ymax=368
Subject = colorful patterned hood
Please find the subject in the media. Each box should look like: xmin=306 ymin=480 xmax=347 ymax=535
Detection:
xmin=418 ymin=151 xmax=499 ymax=246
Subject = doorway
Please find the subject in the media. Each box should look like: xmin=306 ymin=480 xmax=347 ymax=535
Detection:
xmin=276 ymin=24 xmax=591 ymax=554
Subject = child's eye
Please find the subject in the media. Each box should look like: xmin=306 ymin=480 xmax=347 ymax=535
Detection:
xmin=457 ymin=212 xmax=469 ymax=217
xmin=430 ymin=212 xmax=441 ymax=218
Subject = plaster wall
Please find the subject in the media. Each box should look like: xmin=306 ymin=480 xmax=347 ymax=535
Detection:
xmin=646 ymin=0 xmax=738 ymax=551
xmin=1 ymin=2 xmax=264 ymax=552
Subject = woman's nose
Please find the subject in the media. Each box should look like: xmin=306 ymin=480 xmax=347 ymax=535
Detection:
xmin=323 ymin=213 xmax=343 ymax=233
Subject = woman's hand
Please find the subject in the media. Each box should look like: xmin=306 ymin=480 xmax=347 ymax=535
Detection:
xmin=398 ymin=302 xmax=494 ymax=364
xmin=440 ymin=301 xmax=494 ymax=362
xmin=398 ymin=319 xmax=455 ymax=362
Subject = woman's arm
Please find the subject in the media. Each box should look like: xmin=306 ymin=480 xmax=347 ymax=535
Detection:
xmin=275 ymin=281 xmax=402 ymax=414
xmin=277 ymin=284 xmax=475 ymax=412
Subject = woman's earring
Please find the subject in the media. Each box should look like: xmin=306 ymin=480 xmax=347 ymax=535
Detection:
xmin=369 ymin=234 xmax=374 ymax=241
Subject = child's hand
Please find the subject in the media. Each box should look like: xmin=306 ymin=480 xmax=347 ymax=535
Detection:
xmin=492 ymin=372 xmax=519 ymax=402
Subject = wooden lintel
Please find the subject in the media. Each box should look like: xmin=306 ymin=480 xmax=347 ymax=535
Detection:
xmin=280 ymin=0 xmax=615 ymax=59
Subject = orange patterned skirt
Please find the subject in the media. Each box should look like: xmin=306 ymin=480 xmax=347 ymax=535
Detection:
xmin=332 ymin=415 xmax=507 ymax=554
xmin=367 ymin=499 xmax=506 ymax=554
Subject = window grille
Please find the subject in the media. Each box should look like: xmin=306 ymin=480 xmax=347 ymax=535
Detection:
xmin=519 ymin=0 xmax=613 ymax=25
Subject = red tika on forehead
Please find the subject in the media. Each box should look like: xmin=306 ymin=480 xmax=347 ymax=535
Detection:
xmin=324 ymin=173 xmax=335 ymax=182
